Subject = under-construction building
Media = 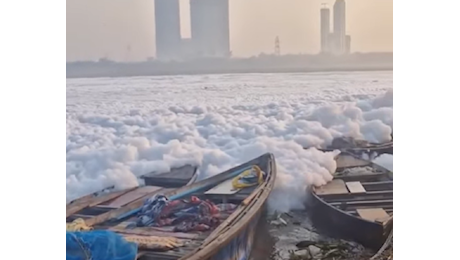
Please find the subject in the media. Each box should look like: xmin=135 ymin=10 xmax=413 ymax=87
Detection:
xmin=190 ymin=0 xmax=231 ymax=58
xmin=332 ymin=0 xmax=346 ymax=54
xmin=320 ymin=7 xmax=331 ymax=53
xmin=320 ymin=0 xmax=351 ymax=55
xmin=154 ymin=0 xmax=182 ymax=60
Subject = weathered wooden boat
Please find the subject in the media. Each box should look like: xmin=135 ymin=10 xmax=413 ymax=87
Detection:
xmin=311 ymin=136 xmax=393 ymax=157
xmin=306 ymin=152 xmax=393 ymax=250
xmin=141 ymin=165 xmax=199 ymax=188
xmin=68 ymin=153 xmax=276 ymax=260
xmin=67 ymin=185 xmax=116 ymax=206
xmin=66 ymin=165 xmax=198 ymax=222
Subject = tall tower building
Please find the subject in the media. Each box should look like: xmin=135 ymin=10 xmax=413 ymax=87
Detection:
xmin=190 ymin=0 xmax=230 ymax=58
xmin=333 ymin=0 xmax=346 ymax=54
xmin=320 ymin=7 xmax=331 ymax=53
xmin=154 ymin=0 xmax=182 ymax=60
xmin=345 ymin=35 xmax=351 ymax=54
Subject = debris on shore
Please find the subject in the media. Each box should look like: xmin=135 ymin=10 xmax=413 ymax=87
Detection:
xmin=266 ymin=211 xmax=393 ymax=260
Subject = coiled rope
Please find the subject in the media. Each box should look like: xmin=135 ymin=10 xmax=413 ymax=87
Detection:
xmin=66 ymin=218 xmax=93 ymax=232
xmin=232 ymin=165 xmax=264 ymax=189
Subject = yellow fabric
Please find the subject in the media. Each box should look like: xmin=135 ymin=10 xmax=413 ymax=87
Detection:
xmin=232 ymin=165 xmax=264 ymax=189
xmin=66 ymin=218 xmax=93 ymax=231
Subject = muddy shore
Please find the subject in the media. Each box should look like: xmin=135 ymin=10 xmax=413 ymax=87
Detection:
xmin=250 ymin=211 xmax=392 ymax=260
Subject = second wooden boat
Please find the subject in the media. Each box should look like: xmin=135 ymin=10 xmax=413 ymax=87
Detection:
xmin=306 ymin=152 xmax=393 ymax=250
xmin=311 ymin=136 xmax=393 ymax=157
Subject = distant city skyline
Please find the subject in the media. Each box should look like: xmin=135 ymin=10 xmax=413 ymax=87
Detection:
xmin=320 ymin=0 xmax=350 ymax=55
xmin=66 ymin=0 xmax=393 ymax=62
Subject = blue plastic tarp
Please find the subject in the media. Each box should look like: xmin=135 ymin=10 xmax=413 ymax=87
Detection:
xmin=66 ymin=230 xmax=138 ymax=260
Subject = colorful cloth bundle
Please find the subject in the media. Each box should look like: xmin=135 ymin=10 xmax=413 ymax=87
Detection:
xmin=134 ymin=195 xmax=237 ymax=232
xmin=136 ymin=194 xmax=169 ymax=227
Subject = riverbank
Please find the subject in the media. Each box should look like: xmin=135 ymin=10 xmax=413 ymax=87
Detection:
xmin=251 ymin=211 xmax=392 ymax=260
xmin=66 ymin=65 xmax=392 ymax=79
xmin=66 ymin=53 xmax=392 ymax=78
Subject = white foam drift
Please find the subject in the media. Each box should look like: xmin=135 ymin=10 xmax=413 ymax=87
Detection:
xmin=66 ymin=73 xmax=393 ymax=211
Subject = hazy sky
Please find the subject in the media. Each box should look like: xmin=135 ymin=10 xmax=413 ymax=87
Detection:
xmin=66 ymin=0 xmax=393 ymax=61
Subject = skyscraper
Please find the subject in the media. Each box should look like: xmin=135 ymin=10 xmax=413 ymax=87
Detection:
xmin=345 ymin=35 xmax=351 ymax=54
xmin=190 ymin=0 xmax=230 ymax=58
xmin=320 ymin=7 xmax=331 ymax=53
xmin=333 ymin=0 xmax=346 ymax=54
xmin=154 ymin=0 xmax=181 ymax=60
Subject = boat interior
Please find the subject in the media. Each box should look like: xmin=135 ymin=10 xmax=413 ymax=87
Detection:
xmin=67 ymin=186 xmax=170 ymax=222
xmin=314 ymin=153 xmax=393 ymax=224
xmin=66 ymin=165 xmax=199 ymax=222
xmin=75 ymin=154 xmax=274 ymax=260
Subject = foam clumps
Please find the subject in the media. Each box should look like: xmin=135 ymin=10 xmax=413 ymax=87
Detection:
xmin=66 ymin=75 xmax=393 ymax=212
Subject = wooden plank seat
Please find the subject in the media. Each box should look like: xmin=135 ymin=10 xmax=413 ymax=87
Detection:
xmin=361 ymin=181 xmax=393 ymax=191
xmin=315 ymin=179 xmax=349 ymax=195
xmin=320 ymin=191 xmax=393 ymax=203
xmin=346 ymin=181 xmax=366 ymax=193
xmin=346 ymin=208 xmax=393 ymax=216
xmin=356 ymin=208 xmax=391 ymax=223
xmin=331 ymin=199 xmax=393 ymax=211
xmin=204 ymin=177 xmax=243 ymax=203
xmin=334 ymin=173 xmax=388 ymax=182
xmin=205 ymin=178 xmax=240 ymax=195
xmin=105 ymin=186 xmax=163 ymax=208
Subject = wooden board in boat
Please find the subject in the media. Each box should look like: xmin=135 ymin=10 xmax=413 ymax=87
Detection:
xmin=109 ymin=213 xmax=209 ymax=245
xmin=346 ymin=181 xmax=366 ymax=194
xmin=67 ymin=185 xmax=115 ymax=206
xmin=66 ymin=188 xmax=136 ymax=218
xmin=105 ymin=186 xmax=164 ymax=208
xmin=357 ymin=208 xmax=390 ymax=222
xmin=315 ymin=179 xmax=348 ymax=195
xmin=336 ymin=154 xmax=371 ymax=169
xmin=205 ymin=177 xmax=240 ymax=195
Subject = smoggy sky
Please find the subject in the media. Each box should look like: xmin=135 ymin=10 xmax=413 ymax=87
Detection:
xmin=66 ymin=0 xmax=393 ymax=61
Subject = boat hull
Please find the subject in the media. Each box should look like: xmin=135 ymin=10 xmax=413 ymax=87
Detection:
xmin=305 ymin=153 xmax=393 ymax=250
xmin=306 ymin=190 xmax=392 ymax=250
xmin=178 ymin=153 xmax=277 ymax=260
xmin=210 ymin=210 xmax=262 ymax=260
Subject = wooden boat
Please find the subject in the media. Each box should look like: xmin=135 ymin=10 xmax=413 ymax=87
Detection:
xmin=306 ymin=152 xmax=393 ymax=250
xmin=66 ymin=185 xmax=116 ymax=206
xmin=66 ymin=165 xmax=198 ymax=222
xmin=311 ymin=136 xmax=393 ymax=157
xmin=68 ymin=153 xmax=276 ymax=260
xmin=141 ymin=165 xmax=199 ymax=188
